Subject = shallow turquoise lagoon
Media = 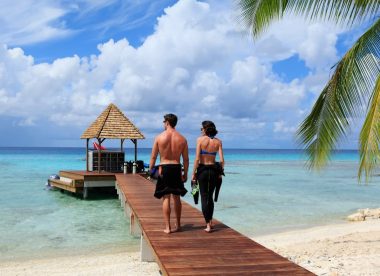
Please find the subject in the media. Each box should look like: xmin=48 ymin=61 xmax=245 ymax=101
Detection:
xmin=1 ymin=148 xmax=379 ymax=261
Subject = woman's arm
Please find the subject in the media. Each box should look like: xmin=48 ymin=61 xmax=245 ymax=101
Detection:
xmin=192 ymin=138 xmax=201 ymax=180
xmin=218 ymin=140 xmax=224 ymax=168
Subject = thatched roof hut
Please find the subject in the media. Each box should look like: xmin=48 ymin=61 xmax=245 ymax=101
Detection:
xmin=81 ymin=103 xmax=145 ymax=172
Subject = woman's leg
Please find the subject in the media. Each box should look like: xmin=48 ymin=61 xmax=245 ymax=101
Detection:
xmin=199 ymin=173 xmax=209 ymax=223
xmin=206 ymin=171 xmax=216 ymax=223
xmin=198 ymin=168 xmax=210 ymax=224
xmin=199 ymin=168 xmax=217 ymax=229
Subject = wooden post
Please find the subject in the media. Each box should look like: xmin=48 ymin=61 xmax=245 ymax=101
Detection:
xmin=130 ymin=212 xmax=141 ymax=236
xmin=83 ymin=187 xmax=88 ymax=199
xmin=97 ymin=138 xmax=101 ymax=173
xmin=86 ymin=138 xmax=89 ymax=171
xmin=121 ymin=139 xmax=125 ymax=151
xmin=133 ymin=139 xmax=137 ymax=162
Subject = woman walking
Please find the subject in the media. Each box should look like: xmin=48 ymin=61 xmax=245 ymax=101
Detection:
xmin=192 ymin=121 xmax=224 ymax=232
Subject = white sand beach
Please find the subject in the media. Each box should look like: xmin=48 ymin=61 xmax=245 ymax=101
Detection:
xmin=0 ymin=251 xmax=160 ymax=276
xmin=1 ymin=219 xmax=380 ymax=276
xmin=255 ymin=219 xmax=380 ymax=276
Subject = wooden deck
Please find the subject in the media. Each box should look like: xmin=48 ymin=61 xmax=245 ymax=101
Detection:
xmin=49 ymin=170 xmax=116 ymax=198
xmin=115 ymin=173 xmax=314 ymax=275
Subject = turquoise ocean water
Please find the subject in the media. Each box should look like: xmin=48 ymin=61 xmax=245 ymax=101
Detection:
xmin=1 ymin=147 xmax=380 ymax=261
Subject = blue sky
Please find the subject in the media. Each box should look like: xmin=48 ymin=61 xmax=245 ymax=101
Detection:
xmin=0 ymin=0 xmax=366 ymax=148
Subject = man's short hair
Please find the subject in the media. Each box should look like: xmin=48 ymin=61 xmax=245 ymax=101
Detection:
xmin=164 ymin=114 xmax=178 ymax=128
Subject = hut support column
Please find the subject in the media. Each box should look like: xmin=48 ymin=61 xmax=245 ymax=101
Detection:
xmin=97 ymin=138 xmax=101 ymax=173
xmin=131 ymin=139 xmax=137 ymax=162
xmin=121 ymin=139 xmax=125 ymax=152
xmin=83 ymin=187 xmax=88 ymax=199
xmin=86 ymin=139 xmax=89 ymax=171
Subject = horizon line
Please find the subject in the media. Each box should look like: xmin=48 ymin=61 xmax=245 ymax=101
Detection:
xmin=0 ymin=146 xmax=359 ymax=151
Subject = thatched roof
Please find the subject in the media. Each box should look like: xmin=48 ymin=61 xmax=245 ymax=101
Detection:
xmin=81 ymin=103 xmax=145 ymax=139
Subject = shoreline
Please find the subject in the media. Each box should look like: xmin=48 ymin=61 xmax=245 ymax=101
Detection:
xmin=2 ymin=219 xmax=379 ymax=275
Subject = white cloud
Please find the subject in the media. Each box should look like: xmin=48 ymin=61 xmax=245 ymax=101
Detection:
xmin=0 ymin=0 xmax=348 ymax=147
xmin=298 ymin=24 xmax=339 ymax=70
xmin=255 ymin=17 xmax=342 ymax=69
xmin=18 ymin=117 xmax=35 ymax=126
xmin=274 ymin=121 xmax=297 ymax=134
xmin=0 ymin=0 xmax=176 ymax=46
xmin=0 ymin=0 xmax=70 ymax=45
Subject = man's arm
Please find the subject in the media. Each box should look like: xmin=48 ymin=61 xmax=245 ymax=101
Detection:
xmin=182 ymin=140 xmax=189 ymax=183
xmin=149 ymin=137 xmax=159 ymax=173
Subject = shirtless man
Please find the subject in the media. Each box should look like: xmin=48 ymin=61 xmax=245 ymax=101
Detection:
xmin=149 ymin=114 xmax=189 ymax=234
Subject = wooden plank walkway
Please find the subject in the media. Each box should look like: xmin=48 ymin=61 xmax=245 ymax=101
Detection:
xmin=115 ymin=173 xmax=314 ymax=275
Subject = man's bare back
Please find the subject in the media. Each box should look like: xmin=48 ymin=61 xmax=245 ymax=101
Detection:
xmin=156 ymin=129 xmax=187 ymax=164
xmin=149 ymin=114 xmax=189 ymax=182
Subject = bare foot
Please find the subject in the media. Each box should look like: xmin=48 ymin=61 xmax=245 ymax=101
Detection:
xmin=210 ymin=220 xmax=214 ymax=229
xmin=204 ymin=224 xmax=212 ymax=233
xmin=172 ymin=225 xmax=182 ymax=233
xmin=204 ymin=227 xmax=212 ymax=233
xmin=163 ymin=228 xmax=171 ymax=234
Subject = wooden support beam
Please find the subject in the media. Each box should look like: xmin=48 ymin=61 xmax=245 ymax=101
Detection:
xmin=131 ymin=139 xmax=137 ymax=162
xmin=83 ymin=187 xmax=88 ymax=199
xmin=86 ymin=139 xmax=89 ymax=171
xmin=121 ymin=139 xmax=125 ymax=151
xmin=97 ymin=138 xmax=101 ymax=173
xmin=130 ymin=212 xmax=141 ymax=236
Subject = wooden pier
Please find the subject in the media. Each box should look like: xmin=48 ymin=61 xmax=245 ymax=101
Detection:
xmin=115 ymin=173 xmax=314 ymax=275
xmin=50 ymin=171 xmax=313 ymax=275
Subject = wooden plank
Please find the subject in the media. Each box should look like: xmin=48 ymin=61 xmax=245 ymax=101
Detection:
xmin=115 ymin=174 xmax=315 ymax=276
xmin=60 ymin=170 xmax=115 ymax=179
xmin=49 ymin=180 xmax=78 ymax=193
xmin=59 ymin=171 xmax=86 ymax=180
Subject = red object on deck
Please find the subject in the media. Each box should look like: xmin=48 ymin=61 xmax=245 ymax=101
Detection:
xmin=93 ymin=142 xmax=106 ymax=150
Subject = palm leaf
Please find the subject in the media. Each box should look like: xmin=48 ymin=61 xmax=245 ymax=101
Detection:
xmin=296 ymin=19 xmax=380 ymax=170
xmin=238 ymin=0 xmax=286 ymax=38
xmin=359 ymin=74 xmax=380 ymax=182
xmin=238 ymin=0 xmax=380 ymax=38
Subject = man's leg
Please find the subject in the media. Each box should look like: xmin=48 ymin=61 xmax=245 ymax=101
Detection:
xmin=162 ymin=195 xmax=171 ymax=234
xmin=172 ymin=194 xmax=182 ymax=232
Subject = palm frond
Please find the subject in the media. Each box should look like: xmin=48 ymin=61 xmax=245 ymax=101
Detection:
xmin=296 ymin=19 xmax=380 ymax=169
xmin=238 ymin=0 xmax=285 ymax=38
xmin=359 ymin=74 xmax=380 ymax=182
xmin=238 ymin=0 xmax=380 ymax=38
xmin=286 ymin=0 xmax=380 ymax=26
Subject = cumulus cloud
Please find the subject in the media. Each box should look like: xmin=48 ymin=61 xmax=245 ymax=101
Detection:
xmin=0 ymin=0 xmax=347 ymax=147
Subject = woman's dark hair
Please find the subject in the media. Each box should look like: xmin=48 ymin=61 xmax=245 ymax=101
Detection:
xmin=202 ymin=120 xmax=218 ymax=137
xmin=164 ymin=113 xmax=178 ymax=127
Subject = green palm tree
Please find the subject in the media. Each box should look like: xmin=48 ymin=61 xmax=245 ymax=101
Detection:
xmin=239 ymin=0 xmax=380 ymax=181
